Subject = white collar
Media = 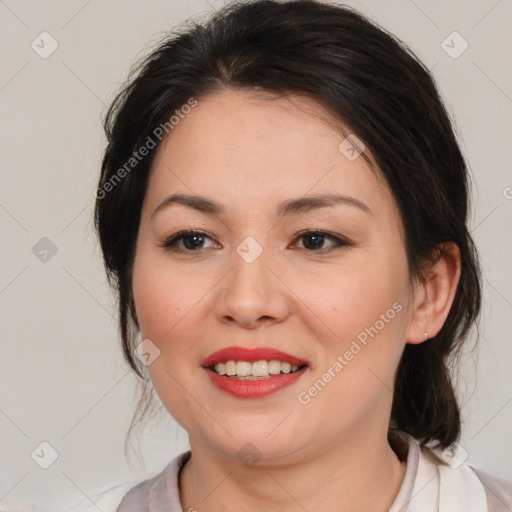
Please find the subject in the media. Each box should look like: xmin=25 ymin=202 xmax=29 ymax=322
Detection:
xmin=390 ymin=432 xmax=489 ymax=512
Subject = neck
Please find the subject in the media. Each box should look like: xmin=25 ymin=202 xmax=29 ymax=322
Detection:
xmin=179 ymin=427 xmax=407 ymax=512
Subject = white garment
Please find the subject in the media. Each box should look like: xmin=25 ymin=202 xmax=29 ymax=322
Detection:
xmin=388 ymin=432 xmax=511 ymax=511
xmin=66 ymin=432 xmax=512 ymax=512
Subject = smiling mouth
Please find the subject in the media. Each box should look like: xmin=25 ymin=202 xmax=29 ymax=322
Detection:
xmin=208 ymin=360 xmax=308 ymax=380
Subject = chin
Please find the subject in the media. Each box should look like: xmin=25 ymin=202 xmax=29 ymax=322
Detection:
xmin=197 ymin=419 xmax=310 ymax=466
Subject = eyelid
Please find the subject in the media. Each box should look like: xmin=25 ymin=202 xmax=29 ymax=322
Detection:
xmin=158 ymin=228 xmax=352 ymax=253
xmin=158 ymin=229 xmax=219 ymax=249
xmin=290 ymin=229 xmax=352 ymax=250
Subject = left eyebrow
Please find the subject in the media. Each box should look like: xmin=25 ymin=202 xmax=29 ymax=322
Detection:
xmin=151 ymin=192 xmax=372 ymax=220
xmin=276 ymin=193 xmax=372 ymax=217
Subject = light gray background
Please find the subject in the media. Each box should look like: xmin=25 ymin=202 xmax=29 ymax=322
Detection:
xmin=1 ymin=0 xmax=511 ymax=510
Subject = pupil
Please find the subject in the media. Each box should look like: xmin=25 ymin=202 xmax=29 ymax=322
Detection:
xmin=184 ymin=235 xmax=203 ymax=250
xmin=304 ymin=234 xmax=323 ymax=250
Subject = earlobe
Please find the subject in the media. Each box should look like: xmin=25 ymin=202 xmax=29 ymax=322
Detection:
xmin=405 ymin=242 xmax=461 ymax=345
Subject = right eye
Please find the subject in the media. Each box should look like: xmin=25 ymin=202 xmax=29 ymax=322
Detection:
xmin=158 ymin=230 xmax=219 ymax=253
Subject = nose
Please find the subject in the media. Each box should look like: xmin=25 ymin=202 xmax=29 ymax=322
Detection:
xmin=213 ymin=244 xmax=290 ymax=329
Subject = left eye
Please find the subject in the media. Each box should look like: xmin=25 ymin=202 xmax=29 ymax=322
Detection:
xmin=292 ymin=230 xmax=351 ymax=252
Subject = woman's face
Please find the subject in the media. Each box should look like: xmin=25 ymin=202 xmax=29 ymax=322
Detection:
xmin=132 ymin=88 xmax=418 ymax=463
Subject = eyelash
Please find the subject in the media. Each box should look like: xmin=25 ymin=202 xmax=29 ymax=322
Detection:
xmin=158 ymin=229 xmax=352 ymax=254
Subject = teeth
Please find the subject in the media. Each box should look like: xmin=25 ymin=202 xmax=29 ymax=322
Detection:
xmin=213 ymin=360 xmax=303 ymax=378
xmin=236 ymin=361 xmax=252 ymax=377
xmin=225 ymin=361 xmax=236 ymax=376
xmin=269 ymin=360 xmax=281 ymax=375
xmin=252 ymin=360 xmax=269 ymax=377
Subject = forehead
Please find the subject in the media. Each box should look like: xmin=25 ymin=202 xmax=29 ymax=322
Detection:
xmin=144 ymin=88 xmax=396 ymax=222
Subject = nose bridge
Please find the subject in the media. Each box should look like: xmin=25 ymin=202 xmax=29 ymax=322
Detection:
xmin=214 ymin=234 xmax=288 ymax=326
xmin=229 ymin=234 xmax=273 ymax=298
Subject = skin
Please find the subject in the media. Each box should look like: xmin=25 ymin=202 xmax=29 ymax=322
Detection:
xmin=131 ymin=88 xmax=461 ymax=512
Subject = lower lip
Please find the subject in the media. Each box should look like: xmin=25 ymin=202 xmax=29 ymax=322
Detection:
xmin=204 ymin=368 xmax=307 ymax=398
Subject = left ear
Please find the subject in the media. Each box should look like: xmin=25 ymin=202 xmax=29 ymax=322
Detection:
xmin=405 ymin=242 xmax=461 ymax=344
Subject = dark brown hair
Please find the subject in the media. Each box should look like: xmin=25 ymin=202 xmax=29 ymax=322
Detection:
xmin=94 ymin=0 xmax=481 ymax=459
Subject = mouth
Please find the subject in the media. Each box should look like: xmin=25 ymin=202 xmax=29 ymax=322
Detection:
xmin=206 ymin=360 xmax=308 ymax=380
xmin=201 ymin=346 xmax=309 ymax=397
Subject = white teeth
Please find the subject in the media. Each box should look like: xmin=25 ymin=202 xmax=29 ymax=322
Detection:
xmin=213 ymin=359 xmax=305 ymax=378
xmin=269 ymin=360 xmax=281 ymax=375
xmin=252 ymin=360 xmax=269 ymax=376
xmin=236 ymin=361 xmax=252 ymax=377
xmin=225 ymin=361 xmax=237 ymax=376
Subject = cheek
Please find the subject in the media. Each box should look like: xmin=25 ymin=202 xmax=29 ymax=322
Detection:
xmin=293 ymin=278 xmax=407 ymax=433
xmin=132 ymin=250 xmax=212 ymax=430
xmin=292 ymin=251 xmax=409 ymax=345
xmin=132 ymin=247 xmax=201 ymax=341
xmin=131 ymin=247 xmax=221 ymax=386
xmin=295 ymin=244 xmax=410 ymax=399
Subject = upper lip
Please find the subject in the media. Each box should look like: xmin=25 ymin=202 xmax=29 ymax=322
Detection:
xmin=201 ymin=347 xmax=309 ymax=368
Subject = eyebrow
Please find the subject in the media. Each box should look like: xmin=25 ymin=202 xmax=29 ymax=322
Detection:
xmin=151 ymin=192 xmax=372 ymax=220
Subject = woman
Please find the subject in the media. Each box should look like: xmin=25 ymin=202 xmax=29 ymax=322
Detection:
xmin=94 ymin=0 xmax=512 ymax=510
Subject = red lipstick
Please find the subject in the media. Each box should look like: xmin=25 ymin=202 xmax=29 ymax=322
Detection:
xmin=202 ymin=346 xmax=309 ymax=399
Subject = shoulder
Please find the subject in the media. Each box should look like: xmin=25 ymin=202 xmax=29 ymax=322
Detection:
xmin=391 ymin=430 xmax=512 ymax=512
xmin=470 ymin=467 xmax=512 ymax=512
xmin=421 ymin=441 xmax=512 ymax=512
xmin=116 ymin=451 xmax=191 ymax=512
